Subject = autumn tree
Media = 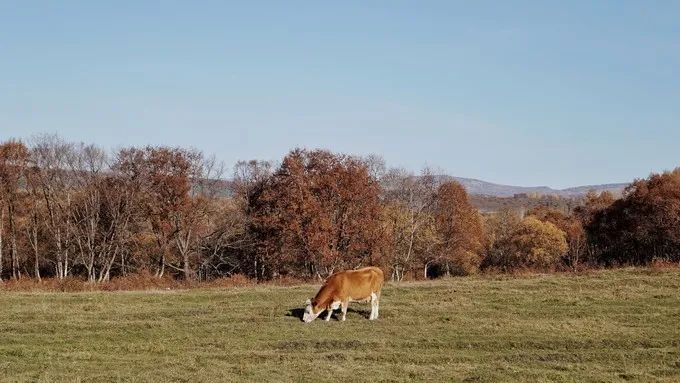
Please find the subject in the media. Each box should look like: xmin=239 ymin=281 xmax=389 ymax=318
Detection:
xmin=114 ymin=146 xmax=215 ymax=279
xmin=195 ymin=197 xmax=247 ymax=280
xmin=222 ymin=160 xmax=275 ymax=278
xmin=65 ymin=144 xmax=144 ymax=282
xmin=248 ymin=149 xmax=384 ymax=279
xmin=587 ymin=169 xmax=680 ymax=265
xmin=574 ymin=191 xmax=615 ymax=226
xmin=174 ymin=154 xmax=226 ymax=280
xmin=482 ymin=208 xmax=521 ymax=269
xmin=488 ymin=216 xmax=568 ymax=271
xmin=432 ymin=181 xmax=484 ymax=276
xmin=232 ymin=160 xmax=274 ymax=209
xmin=23 ymin=164 xmax=45 ymax=280
xmin=0 ymin=140 xmax=31 ymax=279
xmin=527 ymin=205 xmax=586 ymax=269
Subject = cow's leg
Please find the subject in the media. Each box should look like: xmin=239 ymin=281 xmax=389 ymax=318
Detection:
xmin=340 ymin=300 xmax=349 ymax=321
xmin=374 ymin=292 xmax=380 ymax=319
xmin=326 ymin=301 xmax=340 ymax=321
xmin=369 ymin=292 xmax=378 ymax=320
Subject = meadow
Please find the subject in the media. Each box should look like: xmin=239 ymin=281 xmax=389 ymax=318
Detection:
xmin=0 ymin=268 xmax=678 ymax=382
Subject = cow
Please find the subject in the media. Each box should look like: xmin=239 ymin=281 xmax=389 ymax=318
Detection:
xmin=302 ymin=266 xmax=384 ymax=323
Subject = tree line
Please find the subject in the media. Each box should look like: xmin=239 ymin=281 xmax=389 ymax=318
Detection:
xmin=0 ymin=135 xmax=678 ymax=283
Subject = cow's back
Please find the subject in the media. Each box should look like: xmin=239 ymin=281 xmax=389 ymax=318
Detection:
xmin=336 ymin=266 xmax=384 ymax=301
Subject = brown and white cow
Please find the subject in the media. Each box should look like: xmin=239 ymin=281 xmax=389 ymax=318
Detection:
xmin=303 ymin=266 xmax=384 ymax=323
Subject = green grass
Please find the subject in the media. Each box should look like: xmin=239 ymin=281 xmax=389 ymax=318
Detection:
xmin=1 ymin=268 xmax=679 ymax=382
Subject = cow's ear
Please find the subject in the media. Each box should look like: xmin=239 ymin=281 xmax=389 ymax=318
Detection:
xmin=305 ymin=298 xmax=311 ymax=306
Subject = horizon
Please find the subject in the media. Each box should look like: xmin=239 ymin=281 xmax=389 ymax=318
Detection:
xmin=2 ymin=2 xmax=679 ymax=189
xmin=0 ymin=132 xmax=656 ymax=190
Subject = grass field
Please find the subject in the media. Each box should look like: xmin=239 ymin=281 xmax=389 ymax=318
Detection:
xmin=1 ymin=268 xmax=678 ymax=382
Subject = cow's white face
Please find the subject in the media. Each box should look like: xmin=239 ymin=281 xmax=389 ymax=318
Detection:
xmin=302 ymin=299 xmax=321 ymax=323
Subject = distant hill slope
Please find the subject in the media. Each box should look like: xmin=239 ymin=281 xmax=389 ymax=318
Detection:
xmin=218 ymin=175 xmax=627 ymax=199
xmin=448 ymin=176 xmax=628 ymax=197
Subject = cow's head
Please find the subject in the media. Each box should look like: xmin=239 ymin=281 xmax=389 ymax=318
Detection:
xmin=302 ymin=298 xmax=322 ymax=323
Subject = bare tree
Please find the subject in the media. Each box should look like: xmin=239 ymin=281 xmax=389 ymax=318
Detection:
xmin=30 ymin=134 xmax=77 ymax=279
xmin=381 ymin=167 xmax=438 ymax=281
xmin=229 ymin=160 xmax=274 ymax=280
xmin=24 ymin=164 xmax=43 ymax=280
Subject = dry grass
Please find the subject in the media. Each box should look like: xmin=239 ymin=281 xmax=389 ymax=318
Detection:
xmin=0 ymin=273 xmax=265 ymax=292
xmin=0 ymin=272 xmax=317 ymax=292
xmin=0 ymin=267 xmax=678 ymax=382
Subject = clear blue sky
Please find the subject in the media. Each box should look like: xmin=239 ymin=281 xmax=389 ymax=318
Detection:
xmin=1 ymin=1 xmax=678 ymax=188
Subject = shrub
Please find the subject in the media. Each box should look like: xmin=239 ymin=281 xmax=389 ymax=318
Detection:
xmin=486 ymin=217 xmax=568 ymax=271
xmin=587 ymin=168 xmax=680 ymax=265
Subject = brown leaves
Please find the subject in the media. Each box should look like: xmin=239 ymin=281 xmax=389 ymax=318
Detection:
xmin=433 ymin=181 xmax=485 ymax=275
xmin=0 ymin=140 xmax=30 ymax=196
xmin=2 ymin=134 xmax=677 ymax=282
xmin=485 ymin=215 xmax=568 ymax=271
xmin=587 ymin=168 xmax=680 ymax=264
xmin=248 ymin=149 xmax=384 ymax=277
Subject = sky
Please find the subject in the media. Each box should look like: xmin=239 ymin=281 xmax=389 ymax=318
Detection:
xmin=1 ymin=1 xmax=678 ymax=188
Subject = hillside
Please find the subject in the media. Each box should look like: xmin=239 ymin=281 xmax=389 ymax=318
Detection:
xmin=450 ymin=176 xmax=628 ymax=197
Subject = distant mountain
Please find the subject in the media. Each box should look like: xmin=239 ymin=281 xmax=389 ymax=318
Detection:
xmin=218 ymin=174 xmax=627 ymax=199
xmin=559 ymin=183 xmax=629 ymax=196
xmin=447 ymin=176 xmax=627 ymax=198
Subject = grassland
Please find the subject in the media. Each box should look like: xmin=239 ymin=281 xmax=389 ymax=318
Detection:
xmin=0 ymin=268 xmax=678 ymax=382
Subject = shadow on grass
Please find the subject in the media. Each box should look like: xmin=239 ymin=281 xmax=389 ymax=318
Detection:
xmin=286 ymin=307 xmax=371 ymax=321
xmin=287 ymin=308 xmax=305 ymax=321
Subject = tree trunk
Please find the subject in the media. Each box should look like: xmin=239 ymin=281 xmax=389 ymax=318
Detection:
xmin=8 ymin=202 xmax=20 ymax=279
xmin=261 ymin=257 xmax=266 ymax=281
xmin=157 ymin=253 xmax=165 ymax=278
xmin=98 ymin=247 xmax=119 ymax=283
xmin=63 ymin=245 xmax=70 ymax=278
xmin=32 ymin=229 xmax=40 ymax=281
xmin=55 ymin=228 xmax=63 ymax=279
xmin=62 ymin=194 xmax=72 ymax=278
xmin=254 ymin=257 xmax=258 ymax=281
xmin=34 ymin=246 xmax=41 ymax=282
xmin=176 ymin=230 xmax=192 ymax=280
xmin=25 ymin=213 xmax=41 ymax=281
xmin=183 ymin=251 xmax=191 ymax=280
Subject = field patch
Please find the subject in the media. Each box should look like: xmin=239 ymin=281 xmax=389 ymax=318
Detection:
xmin=1 ymin=268 xmax=679 ymax=382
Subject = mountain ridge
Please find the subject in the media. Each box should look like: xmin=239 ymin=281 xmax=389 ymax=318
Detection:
xmin=446 ymin=176 xmax=628 ymax=197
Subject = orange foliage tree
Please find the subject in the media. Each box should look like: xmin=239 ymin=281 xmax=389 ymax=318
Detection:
xmin=587 ymin=169 xmax=680 ymax=264
xmin=527 ymin=206 xmax=586 ymax=269
xmin=495 ymin=217 xmax=568 ymax=271
xmin=432 ymin=181 xmax=485 ymax=275
xmin=248 ymin=149 xmax=385 ymax=279
xmin=0 ymin=140 xmax=30 ymax=280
